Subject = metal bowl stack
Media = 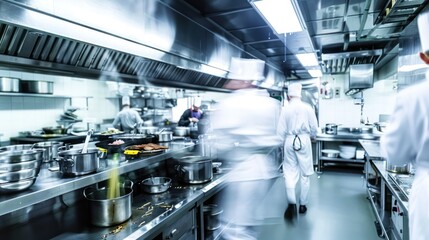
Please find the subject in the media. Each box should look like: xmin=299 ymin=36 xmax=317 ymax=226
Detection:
xmin=0 ymin=148 xmax=44 ymax=193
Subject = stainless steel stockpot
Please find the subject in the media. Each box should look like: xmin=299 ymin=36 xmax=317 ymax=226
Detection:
xmin=325 ymin=123 xmax=338 ymax=135
xmin=175 ymin=156 xmax=213 ymax=184
xmin=34 ymin=141 xmax=63 ymax=162
xmin=83 ymin=180 xmax=133 ymax=227
xmin=57 ymin=148 xmax=99 ymax=177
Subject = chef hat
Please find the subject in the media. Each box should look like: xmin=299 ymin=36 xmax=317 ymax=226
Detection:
xmin=418 ymin=8 xmax=429 ymax=53
xmin=122 ymin=96 xmax=130 ymax=106
xmin=288 ymin=82 xmax=302 ymax=97
xmin=227 ymin=57 xmax=265 ymax=81
xmin=193 ymin=97 xmax=202 ymax=107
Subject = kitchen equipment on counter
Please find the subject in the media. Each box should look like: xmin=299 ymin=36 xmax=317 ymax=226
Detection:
xmin=0 ymin=144 xmax=34 ymax=151
xmin=203 ymin=204 xmax=223 ymax=231
xmin=0 ymin=149 xmax=44 ymax=163
xmin=174 ymin=127 xmax=190 ymax=137
xmin=83 ymin=180 xmax=133 ymax=227
xmin=325 ymin=123 xmax=338 ymax=135
xmin=33 ymin=141 xmax=63 ymax=162
xmin=20 ymin=80 xmax=53 ymax=94
xmin=112 ymin=134 xmax=154 ymax=145
xmin=0 ymin=177 xmax=37 ymax=193
xmin=321 ymin=149 xmax=340 ymax=158
xmin=157 ymin=131 xmax=173 ymax=142
xmin=339 ymin=145 xmax=356 ymax=159
xmin=374 ymin=122 xmax=388 ymax=132
xmin=56 ymin=148 xmax=99 ymax=177
xmin=175 ymin=156 xmax=213 ymax=184
xmin=0 ymin=77 xmax=20 ymax=92
xmin=81 ymin=129 xmax=93 ymax=154
xmin=42 ymin=126 xmax=66 ymax=135
xmin=138 ymin=126 xmax=158 ymax=135
xmin=140 ymin=176 xmax=171 ymax=194
xmin=386 ymin=163 xmax=411 ymax=174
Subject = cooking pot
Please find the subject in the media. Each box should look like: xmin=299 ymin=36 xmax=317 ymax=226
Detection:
xmin=386 ymin=162 xmax=411 ymax=174
xmin=139 ymin=126 xmax=158 ymax=135
xmin=175 ymin=156 xmax=213 ymax=184
xmin=321 ymin=149 xmax=340 ymax=158
xmin=0 ymin=77 xmax=20 ymax=92
xmin=34 ymin=141 xmax=63 ymax=162
xmin=157 ymin=131 xmax=173 ymax=142
xmin=174 ymin=127 xmax=190 ymax=137
xmin=56 ymin=148 xmax=99 ymax=177
xmin=20 ymin=80 xmax=53 ymax=94
xmin=140 ymin=177 xmax=171 ymax=194
xmin=83 ymin=180 xmax=133 ymax=227
xmin=325 ymin=123 xmax=338 ymax=135
xmin=203 ymin=204 xmax=223 ymax=231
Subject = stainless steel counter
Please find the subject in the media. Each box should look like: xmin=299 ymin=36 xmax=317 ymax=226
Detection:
xmin=317 ymin=132 xmax=381 ymax=142
xmin=0 ymin=141 xmax=197 ymax=216
xmin=359 ymin=139 xmax=383 ymax=159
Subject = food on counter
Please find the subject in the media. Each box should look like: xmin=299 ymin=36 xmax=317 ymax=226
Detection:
xmin=127 ymin=143 xmax=169 ymax=151
xmin=108 ymin=140 xmax=125 ymax=145
xmin=100 ymin=128 xmax=123 ymax=135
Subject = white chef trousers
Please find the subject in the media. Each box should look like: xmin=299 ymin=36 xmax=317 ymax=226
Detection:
xmin=282 ymin=135 xmax=314 ymax=205
xmin=409 ymin=167 xmax=429 ymax=240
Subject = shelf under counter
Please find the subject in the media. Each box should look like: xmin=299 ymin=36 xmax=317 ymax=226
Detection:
xmin=0 ymin=141 xmax=197 ymax=217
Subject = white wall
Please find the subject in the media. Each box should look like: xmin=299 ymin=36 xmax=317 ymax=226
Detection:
xmin=0 ymin=70 xmax=120 ymax=142
xmin=318 ymin=74 xmax=397 ymax=127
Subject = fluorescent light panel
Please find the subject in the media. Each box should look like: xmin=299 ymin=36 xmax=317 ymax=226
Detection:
xmin=253 ymin=0 xmax=303 ymax=34
xmin=296 ymin=53 xmax=319 ymax=66
xmin=308 ymin=69 xmax=323 ymax=77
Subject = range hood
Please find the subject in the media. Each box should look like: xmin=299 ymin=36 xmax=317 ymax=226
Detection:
xmin=0 ymin=0 xmax=285 ymax=92
xmin=345 ymin=64 xmax=374 ymax=96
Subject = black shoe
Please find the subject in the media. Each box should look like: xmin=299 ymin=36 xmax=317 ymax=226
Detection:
xmin=284 ymin=204 xmax=297 ymax=222
xmin=299 ymin=205 xmax=307 ymax=214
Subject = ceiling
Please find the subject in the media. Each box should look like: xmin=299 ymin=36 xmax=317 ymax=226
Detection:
xmin=180 ymin=0 xmax=428 ymax=78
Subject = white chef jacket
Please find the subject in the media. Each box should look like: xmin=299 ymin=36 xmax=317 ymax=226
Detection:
xmin=112 ymin=108 xmax=143 ymax=133
xmin=380 ymin=71 xmax=429 ymax=240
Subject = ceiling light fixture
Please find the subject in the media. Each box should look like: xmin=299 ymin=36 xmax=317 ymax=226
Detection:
xmin=251 ymin=0 xmax=304 ymax=34
xmin=296 ymin=53 xmax=319 ymax=66
xmin=308 ymin=69 xmax=323 ymax=78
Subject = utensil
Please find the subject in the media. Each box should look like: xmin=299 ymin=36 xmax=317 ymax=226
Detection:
xmin=141 ymin=176 xmax=171 ymax=194
xmin=56 ymin=148 xmax=99 ymax=177
xmin=175 ymin=156 xmax=213 ymax=184
xmin=81 ymin=129 xmax=93 ymax=154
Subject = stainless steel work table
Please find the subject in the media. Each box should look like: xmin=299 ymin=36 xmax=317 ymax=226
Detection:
xmin=0 ymin=141 xmax=231 ymax=239
xmin=316 ymin=132 xmax=380 ymax=171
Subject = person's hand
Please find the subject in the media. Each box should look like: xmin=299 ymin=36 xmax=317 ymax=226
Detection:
xmin=189 ymin=117 xmax=199 ymax=123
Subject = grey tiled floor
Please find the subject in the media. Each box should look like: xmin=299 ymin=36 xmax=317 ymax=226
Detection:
xmin=257 ymin=169 xmax=380 ymax=240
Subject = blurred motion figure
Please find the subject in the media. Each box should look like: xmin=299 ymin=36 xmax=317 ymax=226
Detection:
xmin=380 ymin=7 xmax=429 ymax=240
xmin=277 ymin=82 xmax=318 ymax=221
xmin=211 ymin=57 xmax=283 ymax=240
xmin=112 ymin=96 xmax=143 ymax=133
xmin=178 ymin=97 xmax=204 ymax=127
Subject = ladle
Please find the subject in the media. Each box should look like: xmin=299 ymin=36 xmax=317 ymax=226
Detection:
xmin=81 ymin=129 xmax=94 ymax=154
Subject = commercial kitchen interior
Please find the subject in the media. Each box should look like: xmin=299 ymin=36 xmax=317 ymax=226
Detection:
xmin=0 ymin=0 xmax=425 ymax=239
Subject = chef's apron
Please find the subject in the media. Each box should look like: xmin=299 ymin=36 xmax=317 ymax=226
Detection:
xmin=409 ymin=166 xmax=429 ymax=240
xmin=191 ymin=109 xmax=201 ymax=119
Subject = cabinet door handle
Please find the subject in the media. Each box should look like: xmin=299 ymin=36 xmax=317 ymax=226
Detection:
xmin=166 ymin=228 xmax=177 ymax=239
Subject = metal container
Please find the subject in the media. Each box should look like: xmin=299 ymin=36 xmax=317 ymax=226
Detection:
xmin=0 ymin=77 xmax=20 ymax=92
xmin=83 ymin=180 xmax=133 ymax=227
xmin=0 ymin=144 xmax=34 ymax=151
xmin=0 ymin=149 xmax=43 ymax=163
xmin=0 ymin=158 xmax=42 ymax=173
xmin=321 ymin=149 xmax=340 ymax=158
xmin=140 ymin=177 xmax=171 ymax=194
xmin=325 ymin=123 xmax=338 ymax=135
xmin=20 ymin=80 xmax=53 ymax=94
xmin=57 ymin=148 xmax=99 ymax=176
xmin=203 ymin=204 xmax=223 ymax=231
xmin=175 ymin=156 xmax=213 ymax=184
xmin=158 ymin=131 xmax=173 ymax=142
xmin=174 ymin=127 xmax=190 ymax=137
xmin=139 ymin=126 xmax=158 ymax=135
xmin=0 ymin=177 xmax=37 ymax=193
xmin=387 ymin=163 xmax=411 ymax=174
xmin=34 ymin=141 xmax=63 ymax=162
xmin=0 ymin=168 xmax=38 ymax=183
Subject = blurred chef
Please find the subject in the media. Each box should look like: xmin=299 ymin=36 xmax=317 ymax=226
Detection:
xmin=277 ymin=82 xmax=318 ymax=221
xmin=112 ymin=96 xmax=143 ymax=133
xmin=380 ymin=7 xmax=429 ymax=240
xmin=211 ymin=57 xmax=283 ymax=240
xmin=178 ymin=97 xmax=204 ymax=127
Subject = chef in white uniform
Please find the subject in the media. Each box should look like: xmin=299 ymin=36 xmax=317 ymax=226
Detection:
xmin=277 ymin=82 xmax=318 ymax=221
xmin=211 ymin=57 xmax=283 ymax=240
xmin=380 ymin=7 xmax=429 ymax=240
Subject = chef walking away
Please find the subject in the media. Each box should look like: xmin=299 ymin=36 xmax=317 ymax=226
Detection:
xmin=177 ymin=97 xmax=204 ymax=127
xmin=211 ymin=57 xmax=283 ymax=240
xmin=277 ymin=82 xmax=318 ymax=222
xmin=380 ymin=7 xmax=429 ymax=240
xmin=112 ymin=96 xmax=143 ymax=133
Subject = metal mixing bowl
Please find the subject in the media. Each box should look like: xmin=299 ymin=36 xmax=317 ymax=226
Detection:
xmin=141 ymin=177 xmax=171 ymax=194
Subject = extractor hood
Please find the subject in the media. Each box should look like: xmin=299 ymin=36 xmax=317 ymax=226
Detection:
xmin=345 ymin=64 xmax=374 ymax=96
xmin=0 ymin=0 xmax=285 ymax=92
